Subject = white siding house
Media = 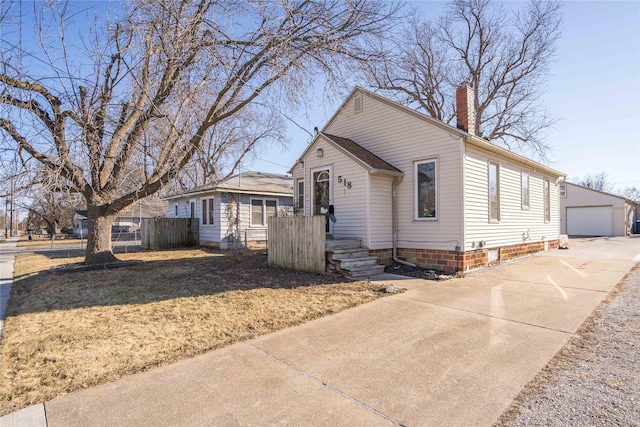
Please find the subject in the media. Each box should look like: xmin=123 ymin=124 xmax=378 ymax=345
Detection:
xmin=164 ymin=171 xmax=293 ymax=249
xmin=559 ymin=182 xmax=637 ymax=236
xmin=291 ymin=87 xmax=566 ymax=272
xmin=73 ymin=196 xmax=167 ymax=237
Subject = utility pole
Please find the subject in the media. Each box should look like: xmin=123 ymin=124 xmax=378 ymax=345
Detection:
xmin=9 ymin=178 xmax=13 ymax=237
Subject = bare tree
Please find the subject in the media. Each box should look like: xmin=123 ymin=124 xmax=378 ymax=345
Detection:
xmin=619 ymin=186 xmax=640 ymax=202
xmin=171 ymin=105 xmax=285 ymax=191
xmin=572 ymin=172 xmax=614 ymax=193
xmin=22 ymin=187 xmax=82 ymax=237
xmin=363 ymin=0 xmax=562 ymax=160
xmin=0 ymin=0 xmax=400 ymax=264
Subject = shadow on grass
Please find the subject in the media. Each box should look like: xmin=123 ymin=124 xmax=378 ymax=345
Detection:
xmin=6 ymin=249 xmax=350 ymax=317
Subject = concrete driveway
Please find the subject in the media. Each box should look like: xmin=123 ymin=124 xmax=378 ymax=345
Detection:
xmin=3 ymin=237 xmax=639 ymax=427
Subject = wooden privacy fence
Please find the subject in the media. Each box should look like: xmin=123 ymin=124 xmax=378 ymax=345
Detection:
xmin=268 ymin=216 xmax=326 ymax=274
xmin=141 ymin=218 xmax=199 ymax=250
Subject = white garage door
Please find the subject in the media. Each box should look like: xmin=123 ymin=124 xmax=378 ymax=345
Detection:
xmin=566 ymin=206 xmax=612 ymax=236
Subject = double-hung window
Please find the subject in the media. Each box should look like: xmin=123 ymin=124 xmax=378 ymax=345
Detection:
xmin=415 ymin=159 xmax=437 ymax=220
xmin=489 ymin=162 xmax=500 ymax=221
xmin=251 ymin=198 xmax=277 ymax=226
xmin=201 ymin=198 xmax=214 ymax=226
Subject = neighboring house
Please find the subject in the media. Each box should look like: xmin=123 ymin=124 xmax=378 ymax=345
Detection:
xmin=73 ymin=211 xmax=89 ymax=237
xmin=559 ymin=182 xmax=637 ymax=236
xmin=164 ymin=171 xmax=293 ymax=249
xmin=290 ymin=86 xmax=566 ymax=272
xmin=73 ymin=197 xmax=167 ymax=237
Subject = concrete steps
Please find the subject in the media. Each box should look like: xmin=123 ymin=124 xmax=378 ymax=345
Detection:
xmin=326 ymin=239 xmax=385 ymax=278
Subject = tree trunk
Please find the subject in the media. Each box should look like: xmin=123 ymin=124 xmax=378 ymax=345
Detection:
xmin=85 ymin=204 xmax=120 ymax=265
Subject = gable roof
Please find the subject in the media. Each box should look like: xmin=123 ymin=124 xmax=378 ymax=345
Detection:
xmin=301 ymin=86 xmax=565 ymax=179
xmin=565 ymin=182 xmax=638 ymax=205
xmin=164 ymin=171 xmax=293 ymax=200
xmin=322 ymin=133 xmax=402 ymax=176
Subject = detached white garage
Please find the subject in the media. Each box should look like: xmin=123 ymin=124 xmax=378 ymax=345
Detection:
xmin=560 ymin=183 xmax=637 ymax=237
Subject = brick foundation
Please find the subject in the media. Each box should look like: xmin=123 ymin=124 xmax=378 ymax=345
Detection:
xmin=369 ymin=248 xmax=393 ymax=266
xmin=371 ymin=240 xmax=559 ymax=272
xmin=396 ymin=248 xmax=462 ymax=273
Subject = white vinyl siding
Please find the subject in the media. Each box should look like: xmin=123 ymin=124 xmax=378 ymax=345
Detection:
xmin=169 ymin=199 xmax=194 ymax=218
xmin=302 ymin=138 xmax=368 ymax=242
xmin=464 ymin=146 xmax=559 ymax=251
xmin=326 ymin=93 xmax=463 ymax=251
xmin=368 ymin=175 xmax=394 ymax=249
xmin=167 ymin=192 xmax=292 ymax=248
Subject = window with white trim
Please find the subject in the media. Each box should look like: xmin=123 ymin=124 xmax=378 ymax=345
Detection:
xmin=521 ymin=172 xmax=530 ymax=209
xmin=250 ymin=198 xmax=277 ymax=226
xmin=543 ymin=179 xmax=550 ymax=222
xmin=201 ymin=198 xmax=214 ymax=226
xmin=559 ymin=183 xmax=567 ymax=198
xmin=297 ymin=180 xmax=304 ymax=211
xmin=415 ymin=159 xmax=437 ymax=220
xmin=489 ymin=162 xmax=500 ymax=221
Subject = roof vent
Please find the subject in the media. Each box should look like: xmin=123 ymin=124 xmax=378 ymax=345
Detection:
xmin=354 ymin=95 xmax=363 ymax=113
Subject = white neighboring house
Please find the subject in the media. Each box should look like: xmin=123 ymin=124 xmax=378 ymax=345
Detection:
xmin=559 ymin=182 xmax=638 ymax=236
xmin=164 ymin=171 xmax=293 ymax=249
xmin=290 ymin=86 xmax=566 ymax=272
xmin=73 ymin=197 xmax=167 ymax=237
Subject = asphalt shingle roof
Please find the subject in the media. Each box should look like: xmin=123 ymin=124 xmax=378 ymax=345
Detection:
xmin=322 ymin=133 xmax=401 ymax=174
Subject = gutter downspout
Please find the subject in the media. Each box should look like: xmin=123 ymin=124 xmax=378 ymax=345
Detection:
xmin=392 ymin=175 xmax=416 ymax=267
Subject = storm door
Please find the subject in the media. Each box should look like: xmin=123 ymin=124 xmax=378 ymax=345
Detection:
xmin=313 ymin=169 xmax=331 ymax=233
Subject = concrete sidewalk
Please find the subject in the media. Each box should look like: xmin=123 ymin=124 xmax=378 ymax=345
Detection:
xmin=0 ymin=238 xmax=19 ymax=341
xmin=1 ymin=237 xmax=638 ymax=426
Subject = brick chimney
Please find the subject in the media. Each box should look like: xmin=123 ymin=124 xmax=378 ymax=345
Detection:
xmin=456 ymin=83 xmax=475 ymax=135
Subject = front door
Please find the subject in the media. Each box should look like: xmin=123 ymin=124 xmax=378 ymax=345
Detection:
xmin=313 ymin=169 xmax=331 ymax=233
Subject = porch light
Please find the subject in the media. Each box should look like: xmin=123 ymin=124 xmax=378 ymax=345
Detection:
xmin=317 ymin=148 xmax=324 ymax=158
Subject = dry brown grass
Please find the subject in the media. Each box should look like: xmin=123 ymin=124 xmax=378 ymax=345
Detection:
xmin=0 ymin=248 xmax=385 ymax=416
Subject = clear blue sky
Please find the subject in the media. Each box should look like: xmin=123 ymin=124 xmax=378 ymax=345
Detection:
xmin=249 ymin=1 xmax=640 ymax=191
xmin=2 ymin=1 xmax=638 ymax=192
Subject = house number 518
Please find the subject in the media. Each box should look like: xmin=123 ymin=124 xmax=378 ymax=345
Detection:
xmin=337 ymin=176 xmax=352 ymax=189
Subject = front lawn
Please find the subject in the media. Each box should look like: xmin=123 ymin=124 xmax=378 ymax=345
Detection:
xmin=0 ymin=248 xmax=384 ymax=415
